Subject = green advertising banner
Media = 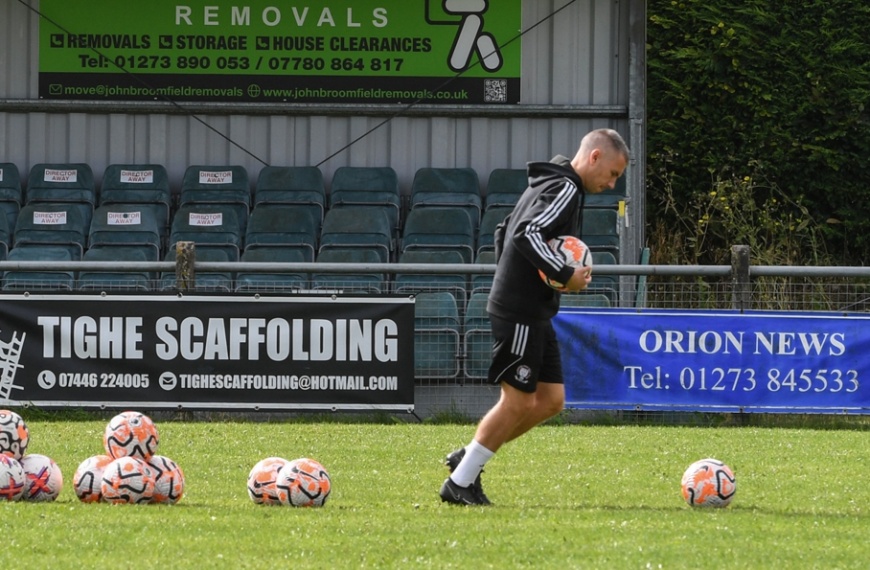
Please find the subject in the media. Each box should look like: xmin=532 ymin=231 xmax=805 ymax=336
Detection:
xmin=38 ymin=1 xmax=522 ymax=104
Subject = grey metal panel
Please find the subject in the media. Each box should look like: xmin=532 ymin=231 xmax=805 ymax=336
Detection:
xmin=2 ymin=112 xmax=629 ymax=188
xmin=0 ymin=0 xmax=34 ymax=99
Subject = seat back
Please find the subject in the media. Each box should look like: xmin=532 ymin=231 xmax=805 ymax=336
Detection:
xmin=168 ymin=204 xmax=244 ymax=261
xmin=394 ymin=249 xmax=468 ymax=308
xmin=99 ymin=164 xmax=172 ymax=232
xmin=471 ymin=250 xmax=496 ymax=294
xmin=254 ymin=166 xmax=326 ymax=231
xmin=245 ymin=205 xmax=318 ymax=261
xmin=584 ymin=175 xmax=627 ymax=208
xmin=581 ymin=208 xmax=620 ymax=255
xmin=329 ymin=166 xmax=401 ymax=232
xmin=484 ymin=168 xmax=527 ymax=210
xmin=0 ymin=163 xmax=22 ymax=233
xmin=312 ymin=247 xmax=386 ymax=293
xmin=89 ymin=204 xmax=163 ymax=260
xmin=0 ymin=209 xmax=10 ymax=260
xmin=3 ymin=245 xmax=76 ymax=291
xmin=414 ymin=291 xmax=461 ymax=379
xmin=235 ymin=247 xmax=309 ymax=292
xmin=26 ymin=163 xmax=96 ymax=207
xmin=401 ymin=207 xmax=474 ymax=263
xmin=410 ymin=167 xmax=482 ymax=230
xmin=463 ymin=290 xmax=493 ymax=379
xmin=477 ymin=205 xmax=513 ymax=254
xmin=180 ymin=165 xmax=251 ymax=233
xmin=13 ymin=203 xmax=91 ymax=259
xmin=319 ymin=207 xmax=393 ymax=262
xmin=78 ymin=246 xmax=152 ymax=292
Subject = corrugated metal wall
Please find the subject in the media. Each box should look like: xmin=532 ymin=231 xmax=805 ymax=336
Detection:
xmin=0 ymin=0 xmax=643 ymax=249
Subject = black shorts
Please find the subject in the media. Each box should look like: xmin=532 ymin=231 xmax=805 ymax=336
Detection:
xmin=487 ymin=314 xmax=563 ymax=393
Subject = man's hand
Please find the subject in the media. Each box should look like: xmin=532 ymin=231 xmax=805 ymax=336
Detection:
xmin=563 ymin=265 xmax=592 ymax=292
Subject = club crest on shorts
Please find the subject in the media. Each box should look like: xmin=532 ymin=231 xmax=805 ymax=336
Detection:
xmin=514 ymin=365 xmax=531 ymax=384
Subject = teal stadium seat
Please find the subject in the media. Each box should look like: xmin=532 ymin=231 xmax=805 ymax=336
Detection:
xmin=25 ymin=163 xmax=96 ymax=208
xmin=581 ymin=208 xmax=620 ymax=256
xmin=77 ymin=246 xmax=152 ymax=292
xmin=168 ymin=204 xmax=244 ymax=261
xmin=477 ymin=205 xmax=512 ymax=255
xmin=13 ymin=203 xmax=92 ymax=260
xmin=588 ymin=250 xmax=619 ymax=304
xmin=484 ymin=168 xmax=527 ymax=210
xmin=0 ymin=209 xmax=9 ymax=260
xmin=470 ymin=250 xmax=496 ymax=295
xmin=414 ymin=291 xmax=461 ymax=380
xmin=244 ymin=205 xmax=318 ymax=262
xmin=401 ymin=207 xmax=475 ymax=264
xmin=394 ymin=249 xmax=468 ymax=308
xmin=99 ymin=164 xmax=172 ymax=236
xmin=180 ymin=165 xmax=251 ymax=234
xmin=329 ymin=166 xmax=401 ymax=237
xmin=319 ymin=207 xmax=393 ymax=263
xmin=463 ymin=291 xmax=492 ymax=379
xmin=254 ymin=166 xmax=326 ymax=233
xmin=410 ymin=167 xmax=481 ymax=231
xmin=3 ymin=246 xmax=76 ymax=291
xmin=235 ymin=247 xmax=308 ymax=293
xmin=0 ymin=163 xmax=22 ymax=233
xmin=89 ymin=204 xmax=163 ymax=261
xmin=312 ymin=247 xmax=386 ymax=294
xmin=584 ymin=175 xmax=627 ymax=208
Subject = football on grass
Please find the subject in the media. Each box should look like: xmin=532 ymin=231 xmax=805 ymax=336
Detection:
xmin=148 ymin=454 xmax=185 ymax=505
xmin=275 ymin=457 xmax=331 ymax=508
xmin=0 ymin=409 xmax=29 ymax=460
xmin=538 ymin=236 xmax=592 ymax=291
xmin=73 ymin=454 xmax=114 ymax=503
xmin=247 ymin=457 xmax=288 ymax=505
xmin=20 ymin=453 xmax=63 ymax=502
xmin=681 ymin=458 xmax=737 ymax=508
xmin=104 ymin=411 xmax=159 ymax=460
xmin=0 ymin=454 xmax=25 ymax=501
xmin=100 ymin=456 xmax=156 ymax=504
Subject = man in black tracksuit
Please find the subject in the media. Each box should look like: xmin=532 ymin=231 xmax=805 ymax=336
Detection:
xmin=440 ymin=128 xmax=630 ymax=505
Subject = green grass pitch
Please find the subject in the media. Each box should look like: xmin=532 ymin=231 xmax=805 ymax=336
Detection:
xmin=2 ymin=416 xmax=868 ymax=569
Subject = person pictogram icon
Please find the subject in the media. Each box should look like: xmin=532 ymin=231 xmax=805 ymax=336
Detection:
xmin=443 ymin=0 xmax=503 ymax=72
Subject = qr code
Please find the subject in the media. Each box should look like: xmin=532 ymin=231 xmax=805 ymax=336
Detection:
xmin=484 ymin=79 xmax=507 ymax=103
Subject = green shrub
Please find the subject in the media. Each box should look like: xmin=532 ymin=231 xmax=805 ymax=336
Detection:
xmin=647 ymin=0 xmax=870 ymax=262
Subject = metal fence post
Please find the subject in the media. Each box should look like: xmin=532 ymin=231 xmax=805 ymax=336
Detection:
xmin=175 ymin=241 xmax=195 ymax=292
xmin=731 ymin=244 xmax=750 ymax=310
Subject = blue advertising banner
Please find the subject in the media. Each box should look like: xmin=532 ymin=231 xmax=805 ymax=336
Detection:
xmin=554 ymin=309 xmax=869 ymax=414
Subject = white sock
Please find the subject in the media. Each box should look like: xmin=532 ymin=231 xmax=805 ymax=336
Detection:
xmin=450 ymin=440 xmax=494 ymax=487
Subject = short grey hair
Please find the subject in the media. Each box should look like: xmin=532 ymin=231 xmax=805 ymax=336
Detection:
xmin=581 ymin=128 xmax=630 ymax=161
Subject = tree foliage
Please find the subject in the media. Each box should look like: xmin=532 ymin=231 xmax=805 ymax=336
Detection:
xmin=647 ymin=0 xmax=870 ymax=262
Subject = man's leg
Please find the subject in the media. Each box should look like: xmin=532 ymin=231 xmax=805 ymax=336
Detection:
xmin=504 ymin=382 xmax=564 ymax=443
xmin=474 ymin=382 xmax=540 ymax=452
xmin=446 ymin=382 xmax=563 ymax=493
xmin=442 ymin=318 xmax=564 ymax=505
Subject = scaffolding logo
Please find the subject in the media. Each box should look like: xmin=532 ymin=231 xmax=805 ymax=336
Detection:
xmin=0 ymin=330 xmax=26 ymax=400
xmin=428 ymin=0 xmax=504 ymax=72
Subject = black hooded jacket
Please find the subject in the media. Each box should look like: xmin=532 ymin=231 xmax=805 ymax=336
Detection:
xmin=486 ymin=155 xmax=585 ymax=325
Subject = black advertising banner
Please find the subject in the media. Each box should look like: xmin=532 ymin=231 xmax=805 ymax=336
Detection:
xmin=38 ymin=0 xmax=522 ymax=104
xmin=0 ymin=295 xmax=415 ymax=411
